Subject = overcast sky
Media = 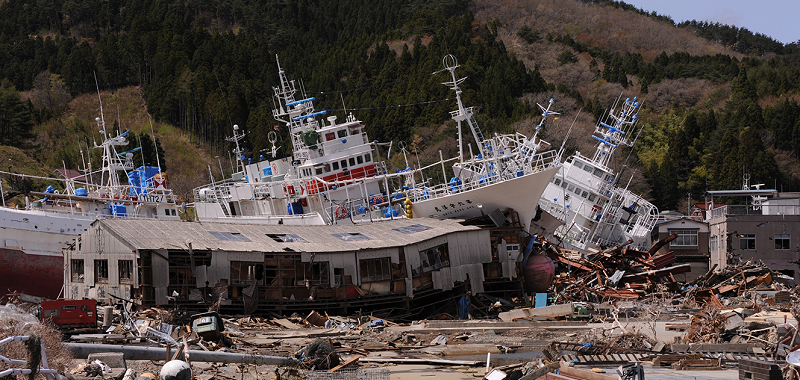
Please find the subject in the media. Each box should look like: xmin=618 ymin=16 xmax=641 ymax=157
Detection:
xmin=623 ymin=0 xmax=800 ymax=44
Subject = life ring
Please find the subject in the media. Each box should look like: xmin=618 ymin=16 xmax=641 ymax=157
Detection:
xmin=283 ymin=184 xmax=295 ymax=196
xmin=371 ymin=195 xmax=384 ymax=205
xmin=335 ymin=205 xmax=349 ymax=220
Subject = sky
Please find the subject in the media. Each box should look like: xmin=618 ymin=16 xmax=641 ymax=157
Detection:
xmin=623 ymin=0 xmax=800 ymax=44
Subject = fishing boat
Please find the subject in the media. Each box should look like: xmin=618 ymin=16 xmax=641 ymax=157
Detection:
xmin=193 ymin=55 xmax=560 ymax=229
xmin=0 ymin=105 xmax=181 ymax=300
xmin=532 ymin=95 xmax=659 ymax=251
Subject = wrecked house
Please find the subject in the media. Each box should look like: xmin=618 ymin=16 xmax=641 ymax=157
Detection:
xmin=650 ymin=217 xmax=710 ymax=282
xmin=62 ymin=217 xmax=515 ymax=317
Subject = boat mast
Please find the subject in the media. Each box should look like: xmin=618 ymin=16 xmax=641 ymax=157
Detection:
xmin=442 ymin=54 xmax=484 ymax=161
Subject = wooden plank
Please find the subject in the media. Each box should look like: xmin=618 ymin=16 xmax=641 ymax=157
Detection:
xmin=327 ymin=356 xmax=360 ymax=373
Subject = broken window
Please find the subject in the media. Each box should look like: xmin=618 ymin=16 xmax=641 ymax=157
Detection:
xmin=119 ymin=260 xmax=133 ymax=284
xmin=360 ymin=258 xmax=391 ymax=282
xmin=95 ymin=259 xmax=109 ymax=283
xmin=739 ymin=234 xmax=756 ymax=250
xmin=332 ymin=233 xmax=371 ymax=241
xmin=71 ymin=259 xmax=84 ymax=282
xmin=267 ymin=234 xmax=308 ymax=243
xmin=417 ymin=243 xmax=450 ymax=274
xmin=775 ymin=234 xmax=791 ymax=250
xmin=670 ymin=230 xmax=698 ymax=247
xmin=297 ymin=262 xmax=330 ymax=286
xmin=231 ymin=262 xmax=265 ymax=285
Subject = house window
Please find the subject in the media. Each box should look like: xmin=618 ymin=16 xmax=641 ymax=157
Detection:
xmin=710 ymin=236 xmax=718 ymax=253
xmin=71 ymin=259 xmax=84 ymax=282
xmin=95 ymin=260 xmax=109 ymax=283
xmin=670 ymin=230 xmax=698 ymax=248
xmin=740 ymin=234 xmax=756 ymax=250
xmin=360 ymin=258 xmax=391 ymax=282
xmin=231 ymin=262 xmax=265 ymax=285
xmin=418 ymin=243 xmax=450 ymax=274
xmin=119 ymin=260 xmax=133 ymax=284
xmin=297 ymin=262 xmax=329 ymax=286
xmin=775 ymin=234 xmax=791 ymax=250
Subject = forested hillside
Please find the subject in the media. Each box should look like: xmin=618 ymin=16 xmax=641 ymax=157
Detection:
xmin=1 ymin=0 xmax=799 ymax=210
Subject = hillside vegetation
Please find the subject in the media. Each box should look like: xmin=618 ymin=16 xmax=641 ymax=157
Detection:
xmin=1 ymin=0 xmax=800 ymax=211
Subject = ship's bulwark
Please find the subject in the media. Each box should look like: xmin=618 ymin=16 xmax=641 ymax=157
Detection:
xmin=0 ymin=248 xmax=63 ymax=299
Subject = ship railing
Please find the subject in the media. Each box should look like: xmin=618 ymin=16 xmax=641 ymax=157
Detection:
xmin=553 ymin=223 xmax=590 ymax=250
xmin=537 ymin=198 xmax=569 ymax=222
xmin=706 ymin=204 xmax=800 ymax=219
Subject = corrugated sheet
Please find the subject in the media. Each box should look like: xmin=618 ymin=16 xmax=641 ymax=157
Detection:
xmin=93 ymin=217 xmax=479 ymax=253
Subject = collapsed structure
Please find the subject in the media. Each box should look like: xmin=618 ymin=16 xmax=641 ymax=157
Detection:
xmin=62 ymin=215 xmax=534 ymax=318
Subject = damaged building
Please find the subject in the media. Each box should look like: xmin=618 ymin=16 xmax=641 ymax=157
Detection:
xmin=62 ymin=217 xmax=529 ymax=318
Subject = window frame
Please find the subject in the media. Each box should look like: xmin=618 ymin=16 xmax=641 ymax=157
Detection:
xmin=739 ymin=234 xmax=756 ymax=250
xmin=775 ymin=233 xmax=791 ymax=250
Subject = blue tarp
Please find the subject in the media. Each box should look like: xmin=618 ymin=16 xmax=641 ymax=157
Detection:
xmin=127 ymin=166 xmax=162 ymax=195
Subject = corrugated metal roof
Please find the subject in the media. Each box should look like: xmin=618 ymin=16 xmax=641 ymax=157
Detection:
xmin=95 ymin=217 xmax=480 ymax=253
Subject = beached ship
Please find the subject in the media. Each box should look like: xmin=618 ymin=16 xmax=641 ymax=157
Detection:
xmin=532 ymin=95 xmax=659 ymax=251
xmin=193 ymin=55 xmax=560 ymax=230
xmin=0 ymin=108 xmax=180 ymax=299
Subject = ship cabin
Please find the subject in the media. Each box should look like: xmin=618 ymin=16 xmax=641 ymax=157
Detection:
xmin=62 ymin=217 xmax=533 ymax=318
xmin=547 ymin=155 xmax=615 ymax=221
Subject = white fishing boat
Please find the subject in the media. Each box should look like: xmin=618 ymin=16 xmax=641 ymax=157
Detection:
xmin=532 ymin=95 xmax=659 ymax=251
xmin=0 ymin=101 xmax=181 ymax=299
xmin=193 ymin=55 xmax=561 ymax=229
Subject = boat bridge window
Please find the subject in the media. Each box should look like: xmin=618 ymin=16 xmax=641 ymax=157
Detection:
xmin=573 ymin=161 xmax=583 ymax=170
xmin=267 ymin=233 xmax=308 ymax=243
xmin=332 ymin=162 xmax=339 ymax=170
xmin=357 ymin=155 xmax=363 ymax=164
xmin=364 ymin=153 xmax=372 ymax=162
xmin=324 ymin=163 xmax=331 ymax=172
xmin=593 ymin=168 xmax=604 ymax=177
xmin=567 ymin=184 xmax=575 ymax=192
xmin=71 ymin=259 xmax=84 ymax=282
xmin=582 ymin=165 xmax=593 ymax=174
xmin=337 ymin=129 xmax=347 ymax=138
xmin=315 ymin=167 xmax=324 ymax=175
xmin=349 ymin=157 xmax=355 ymax=166
xmin=332 ymin=233 xmax=372 ymax=241
xmin=95 ymin=259 xmax=109 ymax=283
xmin=573 ymin=186 xmax=582 ymax=195
xmin=208 ymin=231 xmax=251 ymax=242
xmin=360 ymin=258 xmax=391 ymax=282
xmin=340 ymin=159 xmax=348 ymax=168
xmin=588 ymin=194 xmax=596 ymax=202
xmin=581 ymin=190 xmax=589 ymax=198
xmin=554 ymin=178 xmax=561 ymax=186
xmin=350 ymin=128 xmax=361 ymax=136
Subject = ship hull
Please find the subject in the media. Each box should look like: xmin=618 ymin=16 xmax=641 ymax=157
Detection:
xmin=0 ymin=247 xmax=64 ymax=299
xmin=0 ymin=207 xmax=94 ymax=299
xmin=412 ymin=166 xmax=559 ymax=229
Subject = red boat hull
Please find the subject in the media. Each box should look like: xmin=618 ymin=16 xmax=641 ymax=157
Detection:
xmin=0 ymin=248 xmax=63 ymax=300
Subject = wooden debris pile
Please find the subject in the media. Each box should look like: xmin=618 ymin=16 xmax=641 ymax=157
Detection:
xmin=544 ymin=233 xmax=690 ymax=303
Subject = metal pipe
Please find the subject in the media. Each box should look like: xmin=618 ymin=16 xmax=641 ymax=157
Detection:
xmin=65 ymin=343 xmax=296 ymax=366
